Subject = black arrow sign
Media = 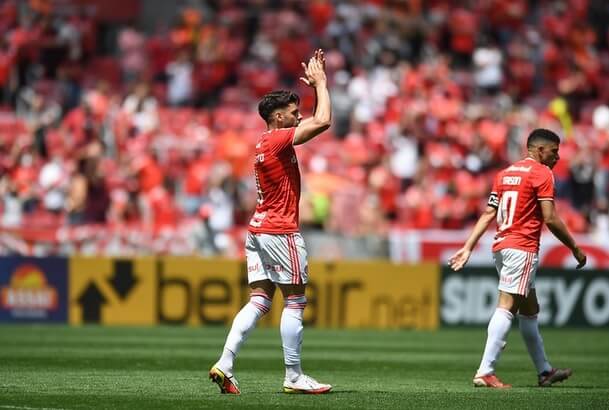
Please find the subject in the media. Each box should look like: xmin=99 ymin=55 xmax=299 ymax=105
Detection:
xmin=108 ymin=260 xmax=138 ymax=300
xmin=77 ymin=282 xmax=107 ymax=323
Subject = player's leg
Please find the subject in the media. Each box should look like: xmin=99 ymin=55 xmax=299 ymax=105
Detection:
xmin=210 ymin=279 xmax=275 ymax=394
xmin=474 ymin=249 xmax=527 ymax=388
xmin=278 ymin=282 xmax=331 ymax=394
xmin=519 ymin=289 xmax=572 ymax=387
xmin=474 ymin=290 xmax=521 ymax=388
xmin=210 ymin=233 xmax=275 ymax=394
xmin=518 ymin=289 xmax=552 ymax=374
xmin=268 ymin=233 xmax=330 ymax=394
xmin=279 ymin=283 xmax=306 ymax=384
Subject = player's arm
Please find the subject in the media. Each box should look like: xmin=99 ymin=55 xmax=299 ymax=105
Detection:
xmin=448 ymin=205 xmax=497 ymax=271
xmin=540 ymin=200 xmax=587 ymax=269
xmin=293 ymin=50 xmax=331 ymax=146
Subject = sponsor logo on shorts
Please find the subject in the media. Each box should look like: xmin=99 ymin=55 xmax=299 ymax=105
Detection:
xmin=265 ymin=264 xmax=283 ymax=272
xmin=499 ymin=275 xmax=513 ymax=285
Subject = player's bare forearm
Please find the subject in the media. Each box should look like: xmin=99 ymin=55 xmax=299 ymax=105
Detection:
xmin=541 ymin=200 xmax=577 ymax=251
xmin=546 ymin=218 xmax=587 ymax=268
xmin=297 ymin=85 xmax=328 ymax=128
xmin=311 ymin=82 xmax=331 ymax=128
xmin=541 ymin=200 xmax=586 ymax=268
xmin=449 ymin=207 xmax=495 ymax=271
xmin=293 ymin=84 xmax=331 ymax=145
xmin=294 ymin=50 xmax=331 ymax=145
xmin=545 ymin=217 xmax=577 ymax=251
xmin=464 ymin=206 xmax=497 ymax=251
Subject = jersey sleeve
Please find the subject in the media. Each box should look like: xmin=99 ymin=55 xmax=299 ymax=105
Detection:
xmin=268 ymin=128 xmax=296 ymax=154
xmin=532 ymin=166 xmax=555 ymax=201
xmin=487 ymin=174 xmax=500 ymax=209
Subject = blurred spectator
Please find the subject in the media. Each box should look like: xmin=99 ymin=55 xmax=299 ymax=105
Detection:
xmin=38 ymin=154 xmax=67 ymax=214
xmin=121 ymin=82 xmax=158 ymax=135
xmin=17 ymin=87 xmax=61 ymax=159
xmin=67 ymin=157 xmax=110 ymax=224
xmin=569 ymin=146 xmax=597 ymax=220
xmin=117 ymin=23 xmax=147 ymax=83
xmin=0 ymin=37 xmax=17 ymax=105
xmin=473 ymin=37 xmax=503 ymax=95
xmin=166 ymin=49 xmax=193 ymax=106
xmin=0 ymin=175 xmax=22 ymax=227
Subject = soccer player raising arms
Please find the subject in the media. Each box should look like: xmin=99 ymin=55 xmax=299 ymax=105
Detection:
xmin=209 ymin=49 xmax=332 ymax=395
xmin=449 ymin=128 xmax=587 ymax=388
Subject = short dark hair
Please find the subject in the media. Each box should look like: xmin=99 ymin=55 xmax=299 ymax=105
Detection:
xmin=258 ymin=90 xmax=300 ymax=123
xmin=527 ymin=128 xmax=560 ymax=148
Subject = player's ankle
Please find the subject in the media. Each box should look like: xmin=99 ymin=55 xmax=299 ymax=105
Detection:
xmin=285 ymin=364 xmax=302 ymax=382
xmin=213 ymin=361 xmax=233 ymax=377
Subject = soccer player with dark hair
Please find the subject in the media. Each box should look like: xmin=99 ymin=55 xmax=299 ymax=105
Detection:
xmin=449 ymin=128 xmax=587 ymax=388
xmin=209 ymin=49 xmax=332 ymax=395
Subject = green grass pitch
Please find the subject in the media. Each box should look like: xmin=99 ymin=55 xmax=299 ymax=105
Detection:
xmin=1 ymin=326 xmax=608 ymax=409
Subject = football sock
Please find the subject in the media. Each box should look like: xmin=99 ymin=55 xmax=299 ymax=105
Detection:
xmin=519 ymin=314 xmax=552 ymax=374
xmin=216 ymin=292 xmax=272 ymax=375
xmin=477 ymin=308 xmax=514 ymax=376
xmin=281 ymin=294 xmax=306 ymax=382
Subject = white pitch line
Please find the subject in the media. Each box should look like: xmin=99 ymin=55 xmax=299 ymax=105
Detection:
xmin=0 ymin=405 xmax=68 ymax=410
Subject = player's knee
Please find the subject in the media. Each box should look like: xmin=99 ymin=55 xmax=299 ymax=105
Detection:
xmin=520 ymin=303 xmax=540 ymax=317
xmin=284 ymin=294 xmax=307 ymax=310
xmin=249 ymin=292 xmax=273 ymax=316
xmin=532 ymin=302 xmax=540 ymax=315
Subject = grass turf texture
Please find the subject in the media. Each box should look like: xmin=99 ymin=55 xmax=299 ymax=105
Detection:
xmin=1 ymin=326 xmax=608 ymax=409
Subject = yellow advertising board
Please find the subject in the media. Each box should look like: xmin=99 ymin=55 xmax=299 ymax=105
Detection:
xmin=158 ymin=256 xmax=246 ymax=326
xmin=300 ymin=261 xmax=438 ymax=329
xmin=69 ymin=256 xmax=439 ymax=329
xmin=69 ymin=257 xmax=156 ymax=325
xmin=157 ymin=258 xmax=438 ymax=330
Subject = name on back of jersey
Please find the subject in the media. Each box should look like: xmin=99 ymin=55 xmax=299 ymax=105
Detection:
xmin=502 ymin=176 xmax=521 ymax=185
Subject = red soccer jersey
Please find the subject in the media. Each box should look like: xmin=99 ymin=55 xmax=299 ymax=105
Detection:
xmin=248 ymin=127 xmax=300 ymax=233
xmin=489 ymin=158 xmax=555 ymax=253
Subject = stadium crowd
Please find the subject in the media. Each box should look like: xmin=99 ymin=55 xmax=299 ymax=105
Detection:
xmin=1 ymin=0 xmax=609 ymax=255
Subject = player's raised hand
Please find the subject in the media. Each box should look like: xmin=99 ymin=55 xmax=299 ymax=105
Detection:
xmin=314 ymin=48 xmax=325 ymax=68
xmin=299 ymin=57 xmax=314 ymax=87
xmin=448 ymin=247 xmax=471 ymax=271
xmin=573 ymin=246 xmax=587 ymax=269
xmin=299 ymin=49 xmax=327 ymax=88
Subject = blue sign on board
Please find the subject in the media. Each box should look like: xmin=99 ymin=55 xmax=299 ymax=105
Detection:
xmin=0 ymin=257 xmax=68 ymax=322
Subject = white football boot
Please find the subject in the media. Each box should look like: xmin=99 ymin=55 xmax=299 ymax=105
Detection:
xmin=283 ymin=374 xmax=332 ymax=394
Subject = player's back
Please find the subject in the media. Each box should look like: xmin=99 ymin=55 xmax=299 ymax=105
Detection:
xmin=491 ymin=158 xmax=555 ymax=253
xmin=249 ymin=127 xmax=300 ymax=233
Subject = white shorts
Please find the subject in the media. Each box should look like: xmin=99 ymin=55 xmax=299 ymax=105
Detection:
xmin=245 ymin=232 xmax=309 ymax=285
xmin=493 ymin=248 xmax=539 ymax=297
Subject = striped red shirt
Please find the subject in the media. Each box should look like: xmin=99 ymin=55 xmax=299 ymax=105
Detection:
xmin=248 ymin=128 xmax=300 ymax=233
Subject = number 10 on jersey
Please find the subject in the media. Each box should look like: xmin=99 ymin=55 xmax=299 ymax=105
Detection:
xmin=498 ymin=191 xmax=518 ymax=231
